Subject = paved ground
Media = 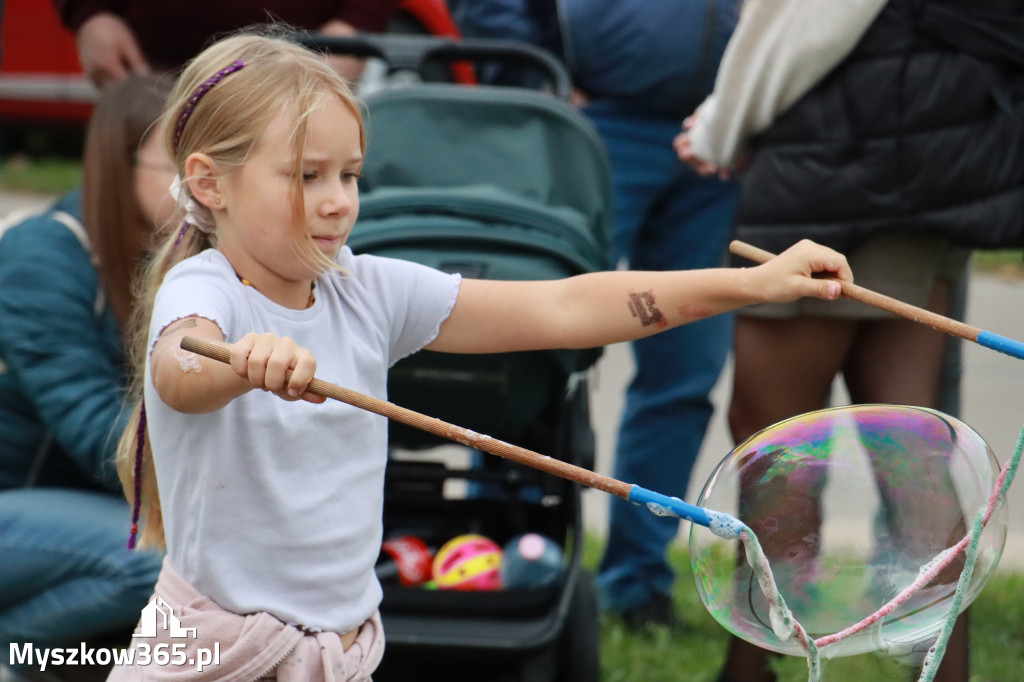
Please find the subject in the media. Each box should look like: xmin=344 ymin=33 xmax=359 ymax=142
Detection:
xmin=4 ymin=189 xmax=1022 ymax=573
xmin=0 ymin=191 xmax=51 ymax=217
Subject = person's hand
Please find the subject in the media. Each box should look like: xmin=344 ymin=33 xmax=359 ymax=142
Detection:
xmin=750 ymin=239 xmax=853 ymax=304
xmin=674 ymin=116 xmax=723 ymax=177
xmin=76 ymin=12 xmax=150 ymax=89
xmin=569 ymin=87 xmax=590 ymax=108
xmin=674 ymin=115 xmax=749 ymax=180
xmin=319 ymin=20 xmax=368 ymax=84
xmin=229 ymin=333 xmax=326 ymax=404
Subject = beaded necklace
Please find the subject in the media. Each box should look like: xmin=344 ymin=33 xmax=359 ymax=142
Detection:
xmin=236 ymin=274 xmax=316 ymax=309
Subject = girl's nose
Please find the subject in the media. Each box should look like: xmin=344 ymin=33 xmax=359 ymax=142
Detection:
xmin=321 ymin=178 xmax=355 ymax=216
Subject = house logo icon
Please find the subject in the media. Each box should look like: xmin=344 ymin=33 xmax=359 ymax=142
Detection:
xmin=133 ymin=596 xmax=197 ymax=638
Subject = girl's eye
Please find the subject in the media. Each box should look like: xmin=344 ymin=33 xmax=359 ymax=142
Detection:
xmin=342 ymin=171 xmax=361 ymax=183
xmin=302 ymin=171 xmax=318 ymax=183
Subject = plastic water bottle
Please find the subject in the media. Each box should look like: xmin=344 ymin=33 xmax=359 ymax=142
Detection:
xmin=501 ymin=533 xmax=565 ymax=589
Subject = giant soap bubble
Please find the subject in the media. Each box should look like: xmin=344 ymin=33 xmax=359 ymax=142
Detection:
xmin=689 ymin=405 xmax=1007 ymax=660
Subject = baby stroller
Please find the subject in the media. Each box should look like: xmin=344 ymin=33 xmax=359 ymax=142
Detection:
xmin=296 ymin=32 xmax=612 ymax=682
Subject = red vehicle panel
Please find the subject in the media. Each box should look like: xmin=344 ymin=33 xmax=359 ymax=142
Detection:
xmin=0 ymin=0 xmax=467 ymax=127
xmin=0 ymin=0 xmax=95 ymax=125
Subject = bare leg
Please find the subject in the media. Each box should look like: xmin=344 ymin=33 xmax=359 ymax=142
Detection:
xmin=841 ymin=284 xmax=948 ymax=407
xmin=720 ymin=315 xmax=855 ymax=682
xmin=844 ymin=281 xmax=968 ymax=682
xmin=729 ymin=316 xmax=856 ymax=443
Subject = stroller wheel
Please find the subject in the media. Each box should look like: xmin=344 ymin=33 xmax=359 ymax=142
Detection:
xmin=556 ymin=570 xmax=600 ymax=682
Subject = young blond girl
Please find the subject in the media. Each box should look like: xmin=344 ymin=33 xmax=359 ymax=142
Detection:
xmin=111 ymin=31 xmax=852 ymax=681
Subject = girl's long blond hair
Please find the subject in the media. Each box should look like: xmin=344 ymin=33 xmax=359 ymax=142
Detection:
xmin=117 ymin=29 xmax=366 ymax=549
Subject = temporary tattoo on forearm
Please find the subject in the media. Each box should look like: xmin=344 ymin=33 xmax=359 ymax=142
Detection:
xmin=160 ymin=318 xmax=198 ymax=337
xmin=626 ymin=290 xmax=667 ymax=328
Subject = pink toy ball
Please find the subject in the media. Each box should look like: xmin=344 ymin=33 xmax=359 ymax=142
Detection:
xmin=432 ymin=534 xmax=504 ymax=591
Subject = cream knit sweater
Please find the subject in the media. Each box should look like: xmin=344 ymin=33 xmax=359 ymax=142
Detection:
xmin=688 ymin=0 xmax=888 ymax=168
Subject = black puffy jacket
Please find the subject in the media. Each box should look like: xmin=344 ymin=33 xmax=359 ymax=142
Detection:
xmin=734 ymin=0 xmax=1024 ymax=256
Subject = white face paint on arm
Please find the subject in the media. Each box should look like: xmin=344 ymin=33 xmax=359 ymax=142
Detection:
xmin=173 ymin=349 xmax=202 ymax=373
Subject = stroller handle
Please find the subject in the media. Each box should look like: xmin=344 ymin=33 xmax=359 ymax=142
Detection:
xmin=179 ymin=336 xmax=716 ymax=529
xmin=292 ymin=31 xmax=574 ymax=100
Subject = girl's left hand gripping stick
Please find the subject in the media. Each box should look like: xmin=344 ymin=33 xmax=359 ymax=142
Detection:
xmin=178 ymin=336 xmax=714 ymax=528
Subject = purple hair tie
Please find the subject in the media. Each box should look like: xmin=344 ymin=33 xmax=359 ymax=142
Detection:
xmin=127 ymin=401 xmax=147 ymax=550
xmin=173 ymin=59 xmax=246 ymax=151
xmin=172 ymin=222 xmax=190 ymax=249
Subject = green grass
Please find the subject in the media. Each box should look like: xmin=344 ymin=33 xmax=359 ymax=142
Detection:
xmin=0 ymin=156 xmax=82 ymax=195
xmin=971 ymin=250 xmax=1024 ymax=278
xmin=586 ymin=536 xmax=1024 ymax=682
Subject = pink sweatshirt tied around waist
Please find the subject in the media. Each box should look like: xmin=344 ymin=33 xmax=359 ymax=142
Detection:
xmin=106 ymin=558 xmax=384 ymax=681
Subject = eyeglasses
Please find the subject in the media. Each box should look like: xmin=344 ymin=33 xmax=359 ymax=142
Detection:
xmin=134 ymin=154 xmax=176 ymax=174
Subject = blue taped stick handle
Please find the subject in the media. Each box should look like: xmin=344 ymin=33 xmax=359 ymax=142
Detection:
xmin=628 ymin=485 xmax=711 ymax=528
xmin=977 ymin=330 xmax=1024 ymax=361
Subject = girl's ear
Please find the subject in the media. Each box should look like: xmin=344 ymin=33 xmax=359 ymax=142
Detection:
xmin=183 ymin=152 xmax=222 ymax=209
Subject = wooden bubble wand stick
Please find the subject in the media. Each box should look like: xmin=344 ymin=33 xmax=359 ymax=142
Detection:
xmin=730 ymin=240 xmax=1024 ymax=361
xmin=179 ymin=336 xmax=724 ymax=530
xmin=178 ymin=336 xmax=805 ymax=654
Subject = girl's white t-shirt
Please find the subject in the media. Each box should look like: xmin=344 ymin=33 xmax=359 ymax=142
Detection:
xmin=144 ymin=246 xmax=461 ymax=632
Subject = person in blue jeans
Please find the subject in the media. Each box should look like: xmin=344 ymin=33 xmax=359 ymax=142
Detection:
xmin=0 ymin=75 xmax=175 ymax=680
xmin=454 ymin=0 xmax=741 ymax=626
xmin=587 ymin=102 xmax=737 ymax=625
